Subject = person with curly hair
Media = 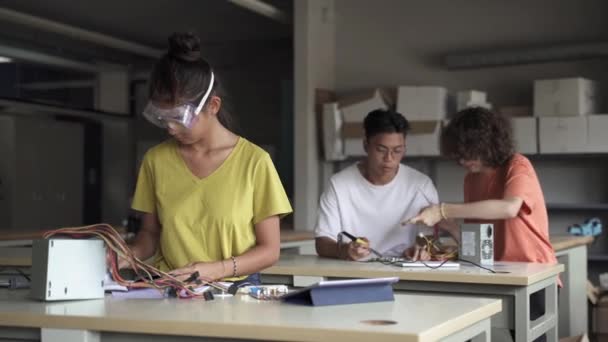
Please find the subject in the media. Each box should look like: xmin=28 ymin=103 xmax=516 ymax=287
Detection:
xmin=409 ymin=107 xmax=557 ymax=265
xmin=408 ymin=107 xmax=558 ymax=337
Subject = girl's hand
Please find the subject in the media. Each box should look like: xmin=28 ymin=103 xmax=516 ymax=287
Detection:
xmin=170 ymin=261 xmax=225 ymax=282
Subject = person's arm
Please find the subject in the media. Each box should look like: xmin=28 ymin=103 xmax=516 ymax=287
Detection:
xmin=129 ymin=212 xmax=162 ymax=260
xmin=316 ymin=236 xmax=341 ymax=258
xmin=171 ymin=215 xmax=281 ymax=281
xmin=408 ymin=197 xmax=523 ymax=227
xmin=227 ymin=215 xmax=281 ymax=275
xmin=437 ymin=219 xmax=460 ymax=242
xmin=118 ymin=212 xmax=161 ymax=269
xmin=314 ymin=178 xmax=372 ymax=261
xmin=445 ymin=197 xmax=523 ymax=220
xmin=124 ymin=152 xmax=161 ymax=267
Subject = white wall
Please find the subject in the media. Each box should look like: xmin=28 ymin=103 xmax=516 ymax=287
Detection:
xmin=334 ymin=0 xmax=608 ymax=105
xmin=293 ymin=0 xmax=336 ymax=231
xmin=328 ymin=0 xmax=608 ymax=240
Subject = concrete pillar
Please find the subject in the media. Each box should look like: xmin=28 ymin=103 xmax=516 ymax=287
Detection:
xmin=293 ymin=0 xmax=335 ymax=231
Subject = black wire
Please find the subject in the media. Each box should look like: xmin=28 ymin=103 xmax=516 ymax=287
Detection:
xmin=369 ymin=258 xmax=452 ymax=270
xmin=420 ymin=259 xmax=451 ymax=270
xmin=364 ymin=236 xmax=510 ymax=273
xmin=457 ymin=259 xmax=510 ymax=274
xmin=370 ymin=257 xmax=510 ymax=273
xmin=0 ymin=267 xmax=31 ymax=281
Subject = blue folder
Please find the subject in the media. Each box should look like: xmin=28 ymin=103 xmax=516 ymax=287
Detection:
xmin=281 ymin=277 xmax=398 ymax=306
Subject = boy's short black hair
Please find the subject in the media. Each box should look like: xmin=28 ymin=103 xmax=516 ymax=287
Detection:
xmin=363 ymin=109 xmax=410 ymax=140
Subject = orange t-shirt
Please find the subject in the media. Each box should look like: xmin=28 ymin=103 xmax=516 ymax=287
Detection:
xmin=464 ymin=154 xmax=558 ymax=265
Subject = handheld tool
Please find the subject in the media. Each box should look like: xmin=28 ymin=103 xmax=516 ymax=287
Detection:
xmin=340 ymin=231 xmax=383 ymax=258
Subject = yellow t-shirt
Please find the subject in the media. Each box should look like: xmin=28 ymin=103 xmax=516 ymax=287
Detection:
xmin=131 ymin=137 xmax=292 ymax=279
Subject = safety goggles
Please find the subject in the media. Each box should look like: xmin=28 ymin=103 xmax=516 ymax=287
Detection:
xmin=143 ymin=72 xmax=215 ymax=129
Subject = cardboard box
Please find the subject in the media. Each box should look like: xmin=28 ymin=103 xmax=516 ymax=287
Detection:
xmin=338 ymin=89 xmax=389 ymax=122
xmin=589 ymin=280 xmax=600 ymax=305
xmin=343 ymin=138 xmax=365 ymax=156
xmin=321 ymin=103 xmax=346 ymax=161
xmin=500 ymin=106 xmax=532 ymax=117
xmin=512 ymin=117 xmax=537 ymax=154
xmin=397 ymin=86 xmax=447 ymax=120
xmin=341 ymin=122 xmax=364 ymax=139
xmin=406 ymin=121 xmax=442 ymax=156
xmin=456 ymin=90 xmax=491 ymax=111
xmin=315 ymin=89 xmax=336 ymax=117
xmin=534 ymin=77 xmax=597 ymax=117
xmin=596 ymin=334 xmax=608 ymax=342
xmin=593 ymin=295 xmax=608 ymax=334
xmin=539 ymin=116 xmax=588 ymax=153
xmin=341 ymin=121 xmax=366 ymax=156
xmin=587 ymin=115 xmax=608 ymax=153
xmin=559 ymin=334 xmax=589 ymax=342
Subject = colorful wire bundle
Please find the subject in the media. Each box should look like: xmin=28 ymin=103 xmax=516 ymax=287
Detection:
xmin=415 ymin=233 xmax=458 ymax=261
xmin=43 ymin=224 xmax=227 ymax=299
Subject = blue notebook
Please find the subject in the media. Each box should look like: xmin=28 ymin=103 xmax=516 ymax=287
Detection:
xmin=281 ymin=277 xmax=398 ymax=306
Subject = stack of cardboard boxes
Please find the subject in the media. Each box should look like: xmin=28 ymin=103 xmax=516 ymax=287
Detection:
xmin=498 ymin=104 xmax=538 ymax=155
xmin=588 ymin=280 xmax=607 ymax=341
xmin=340 ymin=89 xmax=390 ymax=157
xmin=535 ymin=77 xmax=605 ymax=153
xmin=396 ymin=86 xmax=447 ymax=156
xmin=321 ymin=89 xmax=390 ymax=160
xmin=457 ymin=90 xmax=491 ymax=111
xmin=320 ymin=77 xmax=605 ymax=161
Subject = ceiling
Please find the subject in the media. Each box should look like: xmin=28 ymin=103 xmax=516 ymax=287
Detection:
xmin=0 ymin=0 xmax=293 ymax=67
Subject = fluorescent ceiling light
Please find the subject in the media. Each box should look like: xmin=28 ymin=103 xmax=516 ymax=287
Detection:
xmin=0 ymin=56 xmax=13 ymax=63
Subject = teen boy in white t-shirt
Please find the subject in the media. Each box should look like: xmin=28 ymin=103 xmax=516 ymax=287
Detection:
xmin=315 ymin=109 xmax=438 ymax=260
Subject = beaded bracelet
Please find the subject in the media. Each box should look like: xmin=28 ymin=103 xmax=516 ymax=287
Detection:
xmin=230 ymin=256 xmax=237 ymax=277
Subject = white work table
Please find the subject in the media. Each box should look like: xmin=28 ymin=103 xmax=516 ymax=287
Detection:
xmin=272 ymin=234 xmax=591 ymax=339
xmin=551 ymin=235 xmax=594 ymax=338
xmin=0 ymin=289 xmax=500 ymax=342
xmin=261 ymin=255 xmax=564 ymax=342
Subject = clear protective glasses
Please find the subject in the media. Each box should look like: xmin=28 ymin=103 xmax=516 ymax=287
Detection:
xmin=143 ymin=72 xmax=215 ymax=129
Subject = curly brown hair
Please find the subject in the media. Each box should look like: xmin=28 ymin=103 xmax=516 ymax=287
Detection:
xmin=441 ymin=107 xmax=515 ymax=168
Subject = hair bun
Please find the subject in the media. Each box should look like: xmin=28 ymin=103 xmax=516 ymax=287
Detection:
xmin=168 ymin=32 xmax=201 ymax=62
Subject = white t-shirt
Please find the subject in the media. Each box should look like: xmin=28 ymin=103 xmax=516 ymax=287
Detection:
xmin=315 ymin=163 xmax=439 ymax=257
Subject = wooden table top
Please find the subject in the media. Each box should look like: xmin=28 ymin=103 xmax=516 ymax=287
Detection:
xmin=549 ymin=235 xmax=594 ymax=251
xmin=0 ymin=289 xmax=501 ymax=342
xmin=262 ymin=254 xmax=564 ymax=286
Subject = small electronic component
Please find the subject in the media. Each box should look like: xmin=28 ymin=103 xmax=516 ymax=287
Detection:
xmin=415 ymin=233 xmax=458 ymax=261
xmin=40 ymin=224 xmax=226 ymax=300
xmin=240 ymin=285 xmax=289 ymax=300
xmin=31 ymin=239 xmax=106 ymax=301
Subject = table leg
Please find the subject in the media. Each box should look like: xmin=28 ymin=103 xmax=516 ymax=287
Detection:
xmin=441 ymin=318 xmax=491 ymax=342
xmin=41 ymin=328 xmax=99 ymax=342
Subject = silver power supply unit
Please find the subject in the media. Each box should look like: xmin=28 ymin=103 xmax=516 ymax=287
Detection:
xmin=459 ymin=223 xmax=494 ymax=266
xmin=31 ymin=239 xmax=107 ymax=301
